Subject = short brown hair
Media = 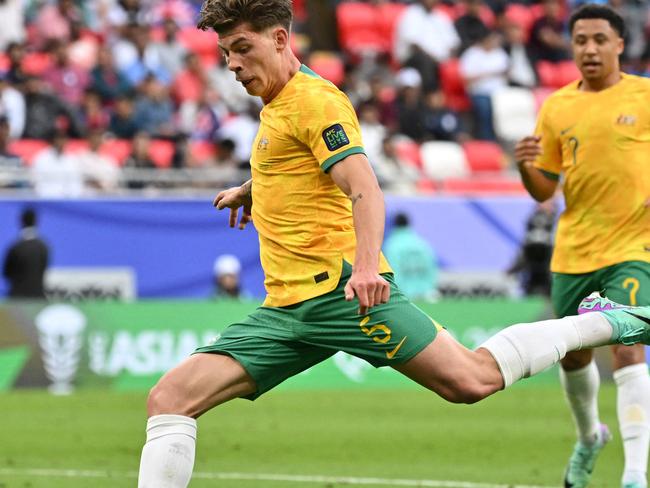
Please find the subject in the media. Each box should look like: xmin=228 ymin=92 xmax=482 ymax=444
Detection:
xmin=197 ymin=0 xmax=293 ymax=35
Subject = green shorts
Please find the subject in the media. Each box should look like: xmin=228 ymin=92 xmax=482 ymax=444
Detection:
xmin=195 ymin=263 xmax=440 ymax=400
xmin=552 ymin=260 xmax=650 ymax=318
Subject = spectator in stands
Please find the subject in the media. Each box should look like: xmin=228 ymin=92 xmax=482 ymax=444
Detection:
xmin=365 ymin=73 xmax=398 ymax=131
xmin=455 ymin=0 xmax=490 ymax=53
xmin=208 ymin=58 xmax=251 ymax=113
xmin=34 ymin=0 xmax=81 ymax=48
xmin=421 ymin=90 xmax=466 ymax=142
xmin=0 ymin=116 xmax=25 ymax=188
xmin=171 ymin=132 xmax=198 ymax=169
xmin=395 ymin=67 xmax=427 ymax=142
xmin=133 ymin=75 xmax=175 ymax=138
xmin=502 ymin=20 xmax=537 ymax=88
xmin=0 ymin=0 xmax=26 ymax=51
xmin=109 ymin=94 xmax=139 ymax=139
xmin=383 ymin=212 xmax=438 ymax=301
xmin=42 ymin=40 xmax=91 ymax=107
xmin=358 ymin=101 xmax=387 ymax=167
xmin=23 ymin=76 xmax=82 ymax=139
xmin=148 ymin=18 xmax=187 ymax=79
xmin=73 ymin=127 xmax=120 ymax=192
xmin=528 ymin=0 xmax=571 ymax=63
xmin=112 ymin=23 xmax=169 ymax=87
xmin=2 ymin=207 xmax=49 ymax=299
xmin=213 ymin=254 xmax=244 ymax=299
xmin=218 ymin=100 xmax=260 ymax=163
xmin=393 ymin=0 xmax=461 ymax=92
xmin=123 ymin=130 xmax=156 ymax=189
xmin=103 ymin=0 xmax=151 ymax=29
xmin=610 ymin=0 xmax=648 ymax=64
xmin=78 ymin=89 xmax=110 ymax=133
xmin=171 ymin=52 xmax=209 ymax=105
xmin=507 ymin=199 xmax=557 ymax=297
xmin=31 ymin=129 xmax=84 ymax=197
xmin=177 ymin=88 xmax=222 ymax=142
xmin=90 ymin=46 xmax=133 ymax=104
xmin=5 ymin=42 xmax=28 ymax=87
xmin=67 ymin=19 xmax=100 ymax=71
xmin=372 ymin=136 xmax=420 ymax=195
xmin=460 ymin=30 xmax=509 ymax=140
xmin=0 ymin=73 xmax=25 ymax=139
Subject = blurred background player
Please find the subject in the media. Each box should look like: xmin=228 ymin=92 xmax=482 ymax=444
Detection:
xmin=384 ymin=212 xmax=438 ymax=301
xmin=2 ymin=207 xmax=49 ymax=299
xmin=213 ymin=253 xmax=244 ymax=299
xmin=514 ymin=5 xmax=650 ymax=488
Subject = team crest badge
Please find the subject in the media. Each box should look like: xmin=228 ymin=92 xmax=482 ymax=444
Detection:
xmin=257 ymin=136 xmax=269 ymax=151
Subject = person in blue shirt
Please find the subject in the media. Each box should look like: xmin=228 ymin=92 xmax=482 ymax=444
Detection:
xmin=383 ymin=212 xmax=438 ymax=301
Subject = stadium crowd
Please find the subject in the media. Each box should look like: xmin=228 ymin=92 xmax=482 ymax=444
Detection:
xmin=0 ymin=0 xmax=647 ymax=195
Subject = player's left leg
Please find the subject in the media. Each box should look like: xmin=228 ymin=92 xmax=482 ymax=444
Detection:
xmin=604 ymin=261 xmax=650 ymax=488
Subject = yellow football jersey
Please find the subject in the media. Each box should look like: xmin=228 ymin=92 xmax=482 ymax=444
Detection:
xmin=534 ymin=73 xmax=650 ymax=273
xmin=251 ymin=65 xmax=392 ymax=307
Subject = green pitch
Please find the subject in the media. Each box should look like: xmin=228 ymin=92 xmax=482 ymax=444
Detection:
xmin=0 ymin=382 xmax=623 ymax=488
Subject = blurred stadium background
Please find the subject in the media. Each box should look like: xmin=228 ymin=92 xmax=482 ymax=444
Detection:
xmin=0 ymin=0 xmax=648 ymax=486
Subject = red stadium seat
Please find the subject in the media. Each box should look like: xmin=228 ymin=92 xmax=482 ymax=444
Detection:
xmin=377 ymin=3 xmax=408 ymax=51
xmin=8 ymin=139 xmax=48 ymax=165
xmin=451 ymin=3 xmax=496 ymax=28
xmin=0 ymin=53 xmax=10 ymax=72
xmin=504 ymin=4 xmax=536 ymax=41
xmin=416 ymin=178 xmax=438 ymax=193
xmin=101 ymin=139 xmax=132 ymax=166
xmin=336 ymin=2 xmax=386 ymax=56
xmin=308 ymin=51 xmax=345 ymax=86
xmin=462 ymin=140 xmax=505 ymax=173
xmin=149 ymin=139 xmax=175 ymax=168
xmin=393 ymin=139 xmax=422 ymax=169
xmin=22 ymin=52 xmax=51 ymax=76
xmin=178 ymin=28 xmax=219 ymax=66
xmin=189 ymin=141 xmax=217 ymax=164
xmin=441 ymin=177 xmax=526 ymax=195
xmin=439 ymin=59 xmax=471 ymax=112
xmin=532 ymin=87 xmax=554 ymax=110
xmin=537 ymin=60 xmax=580 ymax=89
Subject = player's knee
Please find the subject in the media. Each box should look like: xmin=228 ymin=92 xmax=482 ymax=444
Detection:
xmin=435 ymin=378 xmax=493 ymax=404
xmin=613 ymin=344 xmax=645 ymax=367
xmin=147 ymin=380 xmax=188 ymax=417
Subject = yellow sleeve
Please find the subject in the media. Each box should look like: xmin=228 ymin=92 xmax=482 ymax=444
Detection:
xmin=296 ymin=88 xmax=366 ymax=172
xmin=533 ymin=100 xmax=562 ymax=181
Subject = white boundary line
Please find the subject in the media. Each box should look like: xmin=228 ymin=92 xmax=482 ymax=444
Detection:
xmin=0 ymin=468 xmax=557 ymax=488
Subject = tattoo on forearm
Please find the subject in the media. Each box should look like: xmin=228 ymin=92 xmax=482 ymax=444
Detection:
xmin=242 ymin=179 xmax=252 ymax=197
xmin=350 ymin=193 xmax=363 ymax=206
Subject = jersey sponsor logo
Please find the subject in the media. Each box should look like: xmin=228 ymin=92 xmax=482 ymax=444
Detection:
xmin=322 ymin=124 xmax=350 ymax=151
xmin=386 ymin=336 xmax=407 ymax=359
xmin=645 ymin=245 xmax=650 ymax=252
xmin=616 ymin=114 xmax=637 ymax=126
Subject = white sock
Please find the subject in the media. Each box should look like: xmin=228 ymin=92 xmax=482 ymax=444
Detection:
xmin=480 ymin=313 xmax=613 ymax=387
xmin=559 ymin=361 xmax=601 ymax=445
xmin=615 ymin=363 xmax=650 ymax=487
xmin=138 ymin=414 xmax=197 ymax=488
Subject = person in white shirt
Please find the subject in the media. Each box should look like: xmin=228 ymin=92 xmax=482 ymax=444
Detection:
xmin=459 ymin=30 xmax=509 ymax=140
xmin=31 ymin=130 xmax=84 ymax=198
xmin=393 ymin=0 xmax=460 ymax=91
xmin=0 ymin=75 xmax=25 ymax=139
xmin=73 ymin=128 xmax=120 ymax=193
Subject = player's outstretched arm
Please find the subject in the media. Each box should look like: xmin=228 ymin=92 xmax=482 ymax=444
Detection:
xmin=329 ymin=154 xmax=390 ymax=315
xmin=514 ymin=135 xmax=558 ymax=202
xmin=213 ymin=179 xmax=253 ymax=230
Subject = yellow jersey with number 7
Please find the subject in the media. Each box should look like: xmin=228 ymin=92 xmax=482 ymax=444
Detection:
xmin=533 ymin=73 xmax=650 ymax=273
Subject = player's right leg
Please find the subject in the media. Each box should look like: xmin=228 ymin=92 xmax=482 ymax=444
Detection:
xmin=138 ymin=353 xmax=256 ymax=488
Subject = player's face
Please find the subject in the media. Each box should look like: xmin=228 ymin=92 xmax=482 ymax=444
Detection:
xmin=219 ymin=23 xmax=284 ymax=102
xmin=571 ymin=19 xmax=623 ymax=82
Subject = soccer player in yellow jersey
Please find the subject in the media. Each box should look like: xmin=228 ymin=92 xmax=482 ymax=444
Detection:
xmin=137 ymin=2 xmax=650 ymax=487
xmin=515 ymin=5 xmax=650 ymax=488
